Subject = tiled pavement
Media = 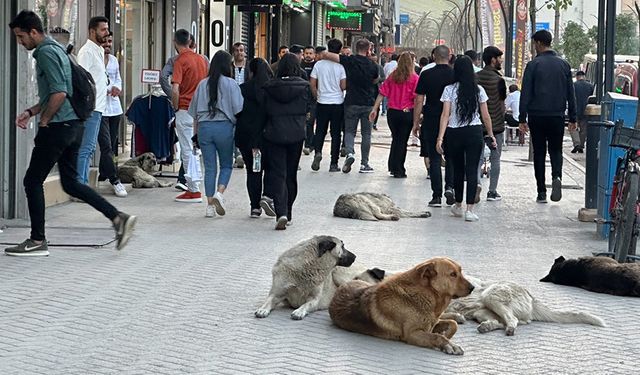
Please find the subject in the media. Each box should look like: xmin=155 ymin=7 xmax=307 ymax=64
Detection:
xmin=1 ymin=121 xmax=639 ymax=374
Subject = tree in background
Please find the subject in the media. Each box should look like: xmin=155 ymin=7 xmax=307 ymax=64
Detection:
xmin=543 ymin=0 xmax=573 ymax=45
xmin=616 ymin=13 xmax=640 ymax=55
xmin=560 ymin=21 xmax=591 ymax=68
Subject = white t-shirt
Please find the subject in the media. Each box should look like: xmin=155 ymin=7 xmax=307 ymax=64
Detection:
xmin=383 ymin=60 xmax=398 ymax=78
xmin=310 ymin=60 xmax=347 ymax=105
xmin=440 ymin=83 xmax=489 ymax=128
xmin=505 ymin=90 xmax=521 ymax=120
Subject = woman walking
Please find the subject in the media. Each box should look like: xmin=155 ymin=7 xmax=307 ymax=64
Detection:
xmin=261 ymin=53 xmax=312 ymax=230
xmin=436 ymin=56 xmax=496 ymax=222
xmin=189 ymin=50 xmax=243 ymax=218
xmin=369 ymin=52 xmax=419 ymax=178
xmin=236 ymin=58 xmax=273 ymax=218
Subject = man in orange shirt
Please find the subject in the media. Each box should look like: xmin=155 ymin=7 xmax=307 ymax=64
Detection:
xmin=171 ymin=29 xmax=209 ymax=202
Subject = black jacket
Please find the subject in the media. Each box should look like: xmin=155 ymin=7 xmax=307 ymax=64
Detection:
xmin=261 ymin=77 xmax=311 ymax=144
xmin=236 ymin=79 xmax=267 ymax=149
xmin=519 ymin=50 xmax=576 ymax=123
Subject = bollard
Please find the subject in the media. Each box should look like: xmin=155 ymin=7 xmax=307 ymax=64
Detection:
xmin=578 ymin=104 xmax=602 ymax=222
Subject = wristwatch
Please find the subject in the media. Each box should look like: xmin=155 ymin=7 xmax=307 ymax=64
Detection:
xmin=25 ymin=109 xmax=33 ymax=117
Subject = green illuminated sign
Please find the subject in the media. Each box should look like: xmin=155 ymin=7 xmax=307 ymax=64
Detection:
xmin=327 ymin=11 xmax=362 ymax=31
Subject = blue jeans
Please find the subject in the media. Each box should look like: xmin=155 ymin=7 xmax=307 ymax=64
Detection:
xmin=77 ymin=111 xmax=102 ymax=184
xmin=198 ymin=120 xmax=235 ymax=197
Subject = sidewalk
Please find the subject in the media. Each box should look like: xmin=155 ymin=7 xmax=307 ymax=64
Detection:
xmin=1 ymin=118 xmax=638 ymax=374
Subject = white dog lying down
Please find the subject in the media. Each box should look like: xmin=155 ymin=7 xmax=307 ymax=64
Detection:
xmin=442 ymin=276 xmax=605 ymax=335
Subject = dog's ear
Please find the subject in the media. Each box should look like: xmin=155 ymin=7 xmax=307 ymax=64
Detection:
xmin=418 ymin=263 xmax=437 ymax=279
xmin=554 ymin=256 xmax=566 ymax=264
xmin=540 ymin=274 xmax=552 ymax=282
xmin=317 ymin=236 xmax=337 ymax=257
xmin=367 ymin=268 xmax=386 ymax=281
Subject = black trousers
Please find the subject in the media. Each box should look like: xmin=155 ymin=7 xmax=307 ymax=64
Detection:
xmin=106 ymin=115 xmax=120 ymax=155
xmin=98 ymin=115 xmax=120 ymax=184
xmin=24 ymin=121 xmax=120 ymax=241
xmin=529 ymin=115 xmax=564 ymax=193
xmin=238 ymin=144 xmax=265 ymax=210
xmin=447 ymin=126 xmax=484 ymax=204
xmin=313 ymin=103 xmax=343 ymax=164
xmin=305 ymin=102 xmax=316 ymax=149
xmin=422 ymin=114 xmax=454 ymax=199
xmin=263 ymin=140 xmax=304 ymax=220
xmin=387 ymin=108 xmax=413 ymax=175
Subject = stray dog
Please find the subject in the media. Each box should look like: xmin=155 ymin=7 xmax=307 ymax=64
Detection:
xmin=255 ymin=236 xmax=384 ymax=320
xmin=329 ymin=257 xmax=474 ymax=355
xmin=540 ymin=256 xmax=640 ymax=297
xmin=443 ymin=277 xmax=605 ymax=336
xmin=117 ymin=152 xmax=172 ymax=188
xmin=333 ymin=192 xmax=431 ymax=221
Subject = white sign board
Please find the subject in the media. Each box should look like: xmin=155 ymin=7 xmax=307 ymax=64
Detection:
xmin=209 ymin=0 xmax=226 ymax=54
xmin=141 ymin=69 xmax=161 ymax=84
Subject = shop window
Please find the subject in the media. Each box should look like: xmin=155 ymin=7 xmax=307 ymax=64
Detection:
xmin=35 ymin=0 xmax=79 ymax=47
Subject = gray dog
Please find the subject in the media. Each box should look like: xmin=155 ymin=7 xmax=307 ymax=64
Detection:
xmin=117 ymin=152 xmax=172 ymax=188
xmin=333 ymin=192 xmax=431 ymax=221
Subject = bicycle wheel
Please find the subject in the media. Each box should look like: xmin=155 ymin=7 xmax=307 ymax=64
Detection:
xmin=613 ymin=171 xmax=639 ymax=263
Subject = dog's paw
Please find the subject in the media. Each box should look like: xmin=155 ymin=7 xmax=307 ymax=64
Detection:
xmin=440 ymin=343 xmax=464 ymax=355
xmin=452 ymin=313 xmax=466 ymax=324
xmin=290 ymin=308 xmax=308 ymax=320
xmin=255 ymin=309 xmax=271 ymax=318
xmin=390 ymin=215 xmax=400 ymax=221
xmin=505 ymin=326 xmax=516 ymax=336
xmin=477 ymin=322 xmax=493 ymax=333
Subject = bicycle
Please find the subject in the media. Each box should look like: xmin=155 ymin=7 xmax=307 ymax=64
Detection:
xmin=592 ymin=120 xmax=640 ymax=263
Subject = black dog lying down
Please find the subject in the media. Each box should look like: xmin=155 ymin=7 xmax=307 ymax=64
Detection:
xmin=541 ymin=256 xmax=640 ymax=297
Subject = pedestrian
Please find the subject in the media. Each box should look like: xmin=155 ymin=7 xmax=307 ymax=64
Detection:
xmin=98 ymin=32 xmax=127 ymax=198
xmin=340 ymin=46 xmax=352 ymax=56
xmin=301 ymin=45 xmax=317 ymax=155
xmin=231 ymin=41 xmax=249 ymax=169
xmin=236 ymin=58 xmax=274 ymax=217
xmin=5 ymin=10 xmax=136 ymax=256
xmin=76 ymin=16 xmax=110 ymax=186
xmin=570 ymin=71 xmax=594 ymax=154
xmin=464 ymin=50 xmax=483 ymax=73
xmin=505 ymin=84 xmax=520 ymax=128
xmin=519 ymin=29 xmax=577 ymax=203
xmin=476 ymin=46 xmax=507 ymax=202
xmin=189 ymin=50 xmax=243 ymax=218
xmin=436 ymin=56 xmax=496 ymax=222
xmin=261 ymin=53 xmax=312 ymax=230
xmin=412 ymin=45 xmax=455 ymax=207
xmin=171 ymin=29 xmax=209 ymax=203
xmin=369 ymin=52 xmax=385 ymax=131
xmin=369 ymin=52 xmax=419 ymax=178
xmin=270 ymin=45 xmax=288 ymax=74
xmin=382 ymin=53 xmax=398 ymax=116
xmin=320 ymin=39 xmax=379 ymax=174
xmin=310 ymin=39 xmax=347 ymax=172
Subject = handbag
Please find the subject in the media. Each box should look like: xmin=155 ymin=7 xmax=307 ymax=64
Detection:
xmin=185 ymin=151 xmax=203 ymax=183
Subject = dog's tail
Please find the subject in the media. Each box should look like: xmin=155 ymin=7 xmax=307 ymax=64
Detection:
xmin=531 ymin=299 xmax=605 ymax=327
xmin=399 ymin=209 xmax=432 ymax=218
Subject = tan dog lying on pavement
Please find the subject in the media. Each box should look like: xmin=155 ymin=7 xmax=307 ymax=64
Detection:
xmin=329 ymin=257 xmax=474 ymax=355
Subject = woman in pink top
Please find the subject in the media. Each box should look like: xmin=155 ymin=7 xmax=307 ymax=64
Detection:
xmin=369 ymin=52 xmax=419 ymax=178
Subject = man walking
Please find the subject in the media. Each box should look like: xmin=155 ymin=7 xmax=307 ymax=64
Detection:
xmin=76 ymin=16 xmax=110 ymax=186
xmin=171 ymin=29 xmax=209 ymax=203
xmin=301 ymin=45 xmax=317 ymax=155
xmin=477 ymin=46 xmax=507 ymax=201
xmin=520 ymin=30 xmax=576 ymax=203
xmin=232 ymin=42 xmax=249 ymax=168
xmin=6 ymin=11 xmax=136 ymax=256
xmin=570 ymin=71 xmax=594 ymax=154
xmin=412 ymin=45 xmax=455 ymax=207
xmin=270 ymin=45 xmax=289 ymax=73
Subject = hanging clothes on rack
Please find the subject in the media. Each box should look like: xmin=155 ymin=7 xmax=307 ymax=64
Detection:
xmin=126 ymin=85 xmax=176 ymax=159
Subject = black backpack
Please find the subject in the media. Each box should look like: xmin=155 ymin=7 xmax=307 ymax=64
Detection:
xmin=57 ymin=44 xmax=96 ymax=120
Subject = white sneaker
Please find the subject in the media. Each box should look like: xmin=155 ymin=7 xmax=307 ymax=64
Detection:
xmin=465 ymin=210 xmax=479 ymax=222
xmin=451 ymin=205 xmax=463 ymax=217
xmin=212 ymin=192 xmax=226 ymax=216
xmin=113 ymin=182 xmax=128 ymax=197
xmin=205 ymin=205 xmax=216 ymax=218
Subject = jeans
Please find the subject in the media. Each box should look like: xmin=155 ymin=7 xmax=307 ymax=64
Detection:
xmin=477 ymin=132 xmax=504 ymax=193
xmin=263 ymin=140 xmax=303 ymax=220
xmin=98 ymin=115 xmax=120 ymax=184
xmin=77 ymin=110 xmax=102 ymax=184
xmin=305 ymin=102 xmax=316 ymax=149
xmin=344 ymin=105 xmax=373 ymax=166
xmin=381 ymin=97 xmax=388 ymax=114
xmin=314 ymin=103 xmax=344 ymax=164
xmin=529 ymin=116 xmax=565 ymax=193
xmin=25 ymin=121 xmax=119 ymax=241
xmin=422 ymin=115 xmax=453 ymax=199
xmin=447 ymin=126 xmax=483 ymax=204
xmin=570 ymin=118 xmax=588 ymax=148
xmin=198 ymin=120 xmax=235 ymax=197
xmin=238 ymin=145 xmax=265 ymax=210
xmin=175 ymin=110 xmax=200 ymax=193
xmin=387 ymin=108 xmax=413 ymax=175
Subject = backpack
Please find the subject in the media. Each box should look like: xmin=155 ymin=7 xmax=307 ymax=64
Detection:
xmin=55 ymin=44 xmax=96 ymax=120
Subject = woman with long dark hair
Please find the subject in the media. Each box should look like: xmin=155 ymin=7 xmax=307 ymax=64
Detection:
xmin=235 ymin=58 xmax=273 ymax=218
xmin=369 ymin=52 xmax=419 ymax=178
xmin=260 ymin=53 xmax=311 ymax=230
xmin=189 ymin=50 xmax=243 ymax=218
xmin=436 ymin=56 xmax=496 ymax=222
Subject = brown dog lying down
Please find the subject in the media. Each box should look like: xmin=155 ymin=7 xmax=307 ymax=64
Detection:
xmin=329 ymin=257 xmax=474 ymax=355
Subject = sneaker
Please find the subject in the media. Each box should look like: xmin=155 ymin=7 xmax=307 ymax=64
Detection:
xmin=250 ymin=208 xmax=262 ymax=218
xmin=113 ymin=212 xmax=137 ymax=250
xmin=303 ymin=147 xmax=311 ymax=156
xmin=175 ymin=182 xmax=188 ymax=192
xmin=4 ymin=239 xmax=49 ymax=257
xmin=329 ymin=163 xmax=340 ymax=172
xmin=175 ymin=191 xmax=203 ymax=203
xmin=311 ymin=153 xmax=322 ymax=171
xmin=428 ymin=197 xmax=442 ymax=207
xmin=260 ymin=196 xmax=276 ymax=217
xmin=451 ymin=205 xmax=463 ymax=217
xmin=571 ymin=146 xmax=580 ymax=154
xmin=373 ymin=124 xmax=378 ymax=131
xmin=212 ymin=191 xmax=226 ymax=216
xmin=465 ymin=210 xmax=479 ymax=222
xmin=342 ymin=154 xmax=355 ymax=173
xmin=576 ymin=146 xmax=584 ymax=154
xmin=444 ymin=188 xmax=455 ymax=206
xmin=205 ymin=205 xmax=216 ymax=218
xmin=536 ymin=193 xmax=548 ymax=203
xmin=234 ymin=155 xmax=245 ymax=169
xmin=359 ymin=164 xmax=374 ymax=173
xmin=113 ymin=182 xmax=128 ymax=198
xmin=486 ymin=191 xmax=502 ymax=201
xmin=475 ymin=184 xmax=482 ymax=204
xmin=551 ymin=177 xmax=562 ymax=202
xmin=275 ymin=216 xmax=288 ymax=230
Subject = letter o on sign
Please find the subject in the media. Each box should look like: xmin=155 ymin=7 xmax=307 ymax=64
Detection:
xmin=211 ymin=20 xmax=224 ymax=47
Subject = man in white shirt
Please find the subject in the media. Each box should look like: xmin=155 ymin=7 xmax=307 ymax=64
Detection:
xmin=77 ymin=16 xmax=110 ymax=185
xmin=505 ymin=84 xmax=522 ymax=144
xmin=310 ymin=40 xmax=347 ymax=172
